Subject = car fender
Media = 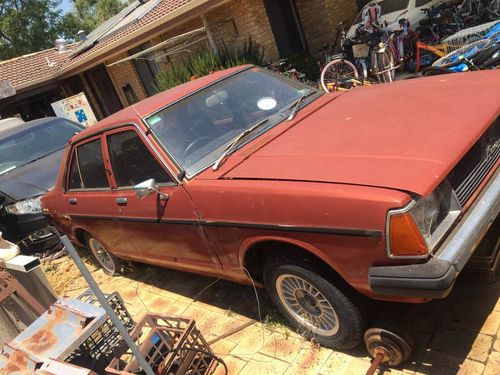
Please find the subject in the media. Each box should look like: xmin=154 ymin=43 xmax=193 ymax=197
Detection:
xmin=238 ymin=235 xmax=344 ymax=277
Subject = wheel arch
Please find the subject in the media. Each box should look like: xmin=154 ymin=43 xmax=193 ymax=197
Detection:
xmin=240 ymin=236 xmax=350 ymax=288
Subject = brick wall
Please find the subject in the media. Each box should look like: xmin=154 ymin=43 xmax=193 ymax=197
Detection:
xmin=106 ymin=53 xmax=148 ymax=107
xmin=103 ymin=0 xmax=280 ymax=100
xmin=295 ymin=0 xmax=358 ymax=56
xmin=205 ymin=0 xmax=279 ymax=63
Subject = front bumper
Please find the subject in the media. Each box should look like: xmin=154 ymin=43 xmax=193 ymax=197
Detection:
xmin=0 ymin=211 xmax=60 ymax=254
xmin=369 ymin=169 xmax=500 ymax=299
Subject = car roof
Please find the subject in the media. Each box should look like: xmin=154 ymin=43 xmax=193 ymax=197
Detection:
xmin=0 ymin=117 xmax=24 ymax=133
xmin=0 ymin=117 xmax=76 ymax=139
xmin=71 ymin=65 xmax=251 ymax=143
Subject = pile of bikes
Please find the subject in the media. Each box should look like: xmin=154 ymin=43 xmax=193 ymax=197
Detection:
xmin=317 ymin=0 xmax=500 ymax=91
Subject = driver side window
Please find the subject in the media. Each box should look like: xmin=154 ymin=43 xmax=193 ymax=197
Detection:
xmin=106 ymin=129 xmax=173 ymax=187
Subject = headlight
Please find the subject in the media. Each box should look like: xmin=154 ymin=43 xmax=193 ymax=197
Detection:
xmin=387 ymin=181 xmax=461 ymax=258
xmin=5 ymin=196 xmax=43 ymax=215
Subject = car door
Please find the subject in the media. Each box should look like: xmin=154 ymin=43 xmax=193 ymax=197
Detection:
xmin=104 ymin=125 xmax=222 ymax=274
xmin=65 ymin=135 xmax=134 ymax=258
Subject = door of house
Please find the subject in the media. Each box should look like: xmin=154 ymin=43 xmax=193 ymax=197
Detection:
xmin=84 ymin=65 xmax=123 ymax=117
xmin=129 ymin=43 xmax=160 ymax=97
xmin=263 ymin=0 xmax=307 ymax=56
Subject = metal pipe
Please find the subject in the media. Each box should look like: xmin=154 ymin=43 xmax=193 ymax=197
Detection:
xmin=365 ymin=353 xmax=384 ymax=375
xmin=61 ymin=236 xmax=155 ymax=375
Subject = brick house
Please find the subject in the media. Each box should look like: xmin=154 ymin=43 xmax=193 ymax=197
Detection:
xmin=0 ymin=0 xmax=358 ymax=121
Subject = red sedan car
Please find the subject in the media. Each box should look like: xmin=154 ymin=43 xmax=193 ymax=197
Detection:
xmin=42 ymin=66 xmax=500 ymax=349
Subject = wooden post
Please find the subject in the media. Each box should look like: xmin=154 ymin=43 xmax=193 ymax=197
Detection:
xmin=201 ymin=14 xmax=219 ymax=56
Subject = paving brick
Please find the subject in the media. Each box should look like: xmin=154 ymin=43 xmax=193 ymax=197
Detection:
xmin=468 ymin=334 xmax=494 ymax=362
xmin=259 ymin=332 xmax=304 ymax=363
xmin=238 ymin=353 xmax=289 ymax=375
xmin=284 ymin=347 xmax=332 ymax=375
xmin=416 ymin=350 xmax=485 ymax=375
xmin=229 ymin=325 xmax=271 ymax=359
xmin=442 ymin=306 xmax=500 ymax=336
xmin=318 ymin=350 xmax=360 ymax=374
xmin=494 ymin=337 xmax=500 ymax=352
xmin=484 ymin=350 xmax=500 ymax=375
xmin=431 ymin=328 xmax=492 ymax=362
xmin=213 ymin=355 xmax=247 ymax=375
xmin=211 ymin=338 xmax=238 ymax=356
xmin=182 ymin=304 xmax=212 ymax=323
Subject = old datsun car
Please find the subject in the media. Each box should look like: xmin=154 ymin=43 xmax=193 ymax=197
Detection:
xmin=42 ymin=66 xmax=499 ymax=349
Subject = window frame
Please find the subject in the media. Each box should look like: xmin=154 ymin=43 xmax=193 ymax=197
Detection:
xmin=103 ymin=125 xmax=178 ymax=191
xmin=65 ymin=134 xmax=112 ymax=192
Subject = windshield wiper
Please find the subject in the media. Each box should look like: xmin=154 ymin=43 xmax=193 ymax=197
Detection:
xmin=213 ymin=118 xmax=270 ymax=171
xmin=286 ymin=90 xmax=316 ymax=121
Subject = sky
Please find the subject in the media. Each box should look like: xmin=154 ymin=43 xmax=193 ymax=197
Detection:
xmin=60 ymin=0 xmax=73 ymax=14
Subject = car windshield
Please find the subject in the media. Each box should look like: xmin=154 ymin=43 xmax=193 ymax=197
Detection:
xmin=0 ymin=118 xmax=83 ymax=175
xmin=145 ymin=67 xmax=319 ymax=176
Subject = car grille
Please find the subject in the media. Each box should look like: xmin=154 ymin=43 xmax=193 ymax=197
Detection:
xmin=448 ymin=117 xmax=499 ymax=207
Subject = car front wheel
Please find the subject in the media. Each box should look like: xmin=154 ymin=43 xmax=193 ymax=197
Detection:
xmin=264 ymin=262 xmax=365 ymax=349
xmin=86 ymin=235 xmax=122 ymax=276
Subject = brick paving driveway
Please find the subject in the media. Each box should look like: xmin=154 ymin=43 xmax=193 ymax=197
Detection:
xmin=50 ymin=258 xmax=499 ymax=374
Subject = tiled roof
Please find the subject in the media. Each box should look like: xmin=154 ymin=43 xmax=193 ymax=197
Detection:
xmin=0 ymin=0 xmax=198 ymax=91
xmin=61 ymin=0 xmax=194 ymax=70
xmin=0 ymin=44 xmax=79 ymax=90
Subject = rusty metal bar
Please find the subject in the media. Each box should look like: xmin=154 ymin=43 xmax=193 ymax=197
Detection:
xmin=365 ymin=352 xmax=384 ymax=375
xmin=61 ymin=236 xmax=155 ymax=375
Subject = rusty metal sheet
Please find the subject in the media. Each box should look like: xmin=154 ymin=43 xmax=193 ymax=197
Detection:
xmin=5 ymin=298 xmax=106 ymax=364
xmin=0 ymin=350 xmax=34 ymax=374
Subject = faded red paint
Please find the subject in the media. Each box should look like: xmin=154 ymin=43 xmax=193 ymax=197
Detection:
xmin=41 ymin=67 xmax=500 ymax=303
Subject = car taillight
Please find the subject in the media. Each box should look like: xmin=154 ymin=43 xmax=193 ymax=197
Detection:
xmin=387 ymin=211 xmax=429 ymax=257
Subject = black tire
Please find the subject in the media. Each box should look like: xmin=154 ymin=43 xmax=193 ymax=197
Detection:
xmin=85 ymin=234 xmax=122 ymax=276
xmin=263 ymin=261 xmax=365 ymax=349
xmin=472 ymin=44 xmax=500 ymax=66
xmin=481 ymin=54 xmax=500 ymax=68
xmin=422 ymin=66 xmax=454 ymax=76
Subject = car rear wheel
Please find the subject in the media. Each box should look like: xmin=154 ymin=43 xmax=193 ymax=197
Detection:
xmin=264 ymin=262 xmax=365 ymax=349
xmin=86 ymin=235 xmax=122 ymax=276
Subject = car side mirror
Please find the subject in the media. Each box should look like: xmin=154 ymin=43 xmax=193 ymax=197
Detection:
xmin=133 ymin=179 xmax=169 ymax=201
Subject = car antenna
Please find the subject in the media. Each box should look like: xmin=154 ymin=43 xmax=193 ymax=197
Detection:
xmin=131 ymin=104 xmax=151 ymax=134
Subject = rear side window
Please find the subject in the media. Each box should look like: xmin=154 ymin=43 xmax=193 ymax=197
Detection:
xmin=107 ymin=130 xmax=172 ymax=187
xmin=68 ymin=138 xmax=109 ymax=189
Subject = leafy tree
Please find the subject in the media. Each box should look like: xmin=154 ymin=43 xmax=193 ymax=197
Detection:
xmin=60 ymin=0 xmax=126 ymax=39
xmin=0 ymin=0 xmax=63 ymax=60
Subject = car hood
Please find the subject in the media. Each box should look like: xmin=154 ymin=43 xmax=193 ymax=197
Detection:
xmin=0 ymin=149 xmax=64 ymax=201
xmin=224 ymin=72 xmax=500 ymax=196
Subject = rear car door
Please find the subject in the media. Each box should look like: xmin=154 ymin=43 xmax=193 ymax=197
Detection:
xmin=65 ymin=135 xmax=134 ymax=258
xmin=104 ymin=126 xmax=222 ymax=274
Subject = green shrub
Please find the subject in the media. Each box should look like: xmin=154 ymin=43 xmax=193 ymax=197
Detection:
xmin=155 ymin=37 xmax=264 ymax=92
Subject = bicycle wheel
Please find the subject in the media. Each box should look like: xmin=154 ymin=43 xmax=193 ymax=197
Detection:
xmin=371 ymin=49 xmax=395 ymax=83
xmin=320 ymin=59 xmax=359 ymax=92
xmin=433 ymin=39 xmax=491 ymax=68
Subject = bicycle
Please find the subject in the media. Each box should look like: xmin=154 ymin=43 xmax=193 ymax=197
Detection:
xmin=427 ymin=29 xmax=500 ymax=72
xmin=320 ymin=23 xmax=389 ymax=92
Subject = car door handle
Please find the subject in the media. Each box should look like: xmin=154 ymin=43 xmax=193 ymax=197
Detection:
xmin=68 ymin=197 xmax=77 ymax=205
xmin=115 ymin=197 xmax=127 ymax=205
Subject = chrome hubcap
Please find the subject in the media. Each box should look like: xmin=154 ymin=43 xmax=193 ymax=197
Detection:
xmin=276 ymin=274 xmax=339 ymax=336
xmin=88 ymin=238 xmax=115 ymax=273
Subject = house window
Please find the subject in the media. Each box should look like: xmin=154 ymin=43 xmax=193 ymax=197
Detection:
xmin=129 ymin=43 xmax=161 ymax=97
xmin=123 ymin=84 xmax=138 ymax=105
